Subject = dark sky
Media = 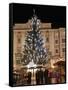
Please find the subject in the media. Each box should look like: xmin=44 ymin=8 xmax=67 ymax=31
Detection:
xmin=12 ymin=3 xmax=66 ymax=28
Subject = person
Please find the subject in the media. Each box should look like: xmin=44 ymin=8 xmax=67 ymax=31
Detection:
xmin=51 ymin=70 xmax=57 ymax=84
xmin=39 ymin=68 xmax=43 ymax=84
xmin=56 ymin=70 xmax=61 ymax=84
xmin=13 ymin=73 xmax=17 ymax=86
xmin=36 ymin=70 xmax=40 ymax=85
xmin=48 ymin=68 xmax=52 ymax=84
xmin=44 ymin=68 xmax=49 ymax=84
xmin=27 ymin=71 xmax=32 ymax=85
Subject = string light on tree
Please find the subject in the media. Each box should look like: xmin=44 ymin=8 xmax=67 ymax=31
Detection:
xmin=21 ymin=9 xmax=48 ymax=67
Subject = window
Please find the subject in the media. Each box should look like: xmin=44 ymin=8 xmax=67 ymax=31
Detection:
xmin=18 ymin=38 xmax=21 ymax=43
xmin=16 ymin=60 xmax=20 ymax=64
xmin=17 ymin=47 xmax=21 ymax=53
xmin=46 ymin=37 xmax=49 ymax=42
xmin=62 ymin=48 xmax=65 ymax=52
xmin=55 ymin=32 xmax=58 ymax=37
xmin=46 ymin=31 xmax=49 ymax=37
xmin=46 ymin=31 xmax=49 ymax=34
xmin=62 ymin=39 xmax=65 ymax=43
xmin=55 ymin=40 xmax=58 ymax=44
xmin=55 ymin=49 xmax=58 ymax=53
xmin=17 ymin=32 xmax=22 ymax=43
xmin=15 ymin=53 xmax=22 ymax=64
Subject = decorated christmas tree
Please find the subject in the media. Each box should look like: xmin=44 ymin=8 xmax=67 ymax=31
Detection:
xmin=22 ymin=10 xmax=47 ymax=66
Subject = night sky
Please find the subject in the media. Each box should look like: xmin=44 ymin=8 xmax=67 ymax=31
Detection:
xmin=12 ymin=3 xmax=66 ymax=28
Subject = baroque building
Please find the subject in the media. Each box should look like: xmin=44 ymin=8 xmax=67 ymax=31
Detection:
xmin=13 ymin=20 xmax=65 ymax=70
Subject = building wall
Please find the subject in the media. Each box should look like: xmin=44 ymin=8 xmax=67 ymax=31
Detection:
xmin=13 ymin=20 xmax=65 ymax=69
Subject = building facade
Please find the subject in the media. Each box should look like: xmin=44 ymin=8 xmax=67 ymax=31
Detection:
xmin=13 ymin=20 xmax=65 ymax=70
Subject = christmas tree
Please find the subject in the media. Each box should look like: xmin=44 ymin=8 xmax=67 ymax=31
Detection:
xmin=22 ymin=10 xmax=47 ymax=66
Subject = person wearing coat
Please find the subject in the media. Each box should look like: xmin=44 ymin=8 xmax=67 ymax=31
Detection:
xmin=39 ymin=69 xmax=44 ymax=84
xmin=44 ymin=69 xmax=49 ymax=84
xmin=36 ymin=70 xmax=40 ymax=85
xmin=27 ymin=71 xmax=32 ymax=85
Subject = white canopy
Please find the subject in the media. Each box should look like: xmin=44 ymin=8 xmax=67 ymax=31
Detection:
xmin=27 ymin=59 xmax=36 ymax=68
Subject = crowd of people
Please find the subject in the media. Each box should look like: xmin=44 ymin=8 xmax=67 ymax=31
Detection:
xmin=36 ymin=69 xmax=49 ymax=84
xmin=26 ymin=68 xmax=62 ymax=85
xmin=36 ymin=69 xmax=60 ymax=84
xmin=13 ymin=67 xmax=65 ymax=86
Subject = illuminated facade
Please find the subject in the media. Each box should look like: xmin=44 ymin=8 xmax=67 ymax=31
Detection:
xmin=13 ymin=20 xmax=65 ymax=70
